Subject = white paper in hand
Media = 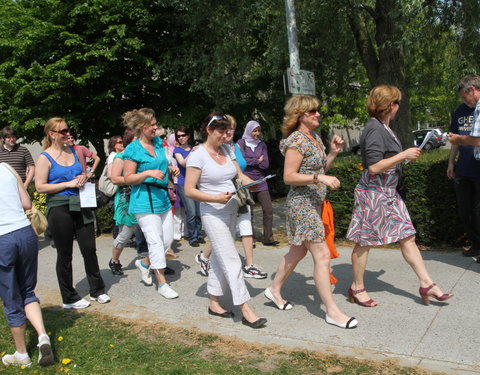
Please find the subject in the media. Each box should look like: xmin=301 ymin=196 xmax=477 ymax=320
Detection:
xmin=79 ymin=182 xmax=97 ymax=208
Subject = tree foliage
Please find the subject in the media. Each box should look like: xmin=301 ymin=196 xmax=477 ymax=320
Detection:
xmin=0 ymin=0 xmax=477 ymax=152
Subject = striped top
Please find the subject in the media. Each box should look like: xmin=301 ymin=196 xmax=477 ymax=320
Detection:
xmin=0 ymin=144 xmax=35 ymax=182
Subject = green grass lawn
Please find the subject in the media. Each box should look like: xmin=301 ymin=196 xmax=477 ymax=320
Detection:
xmin=0 ymin=306 xmax=440 ymax=374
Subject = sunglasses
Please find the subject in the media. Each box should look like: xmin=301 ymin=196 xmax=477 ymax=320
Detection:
xmin=176 ymin=133 xmax=188 ymax=138
xmin=116 ymin=140 xmax=124 ymax=144
xmin=207 ymin=114 xmax=227 ymax=127
xmin=306 ymin=109 xmax=319 ymax=115
xmin=393 ymin=101 xmax=400 ymax=105
xmin=159 ymin=134 xmax=167 ymax=140
xmin=52 ymin=128 xmax=71 ymax=136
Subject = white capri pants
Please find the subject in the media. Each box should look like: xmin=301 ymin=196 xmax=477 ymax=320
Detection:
xmin=202 ymin=201 xmax=250 ymax=306
xmin=135 ymin=210 xmax=173 ymax=270
xmin=113 ymin=225 xmax=135 ymax=249
xmin=236 ymin=205 xmax=253 ymax=237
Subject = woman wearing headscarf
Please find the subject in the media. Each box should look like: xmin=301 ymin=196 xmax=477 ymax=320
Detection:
xmin=237 ymin=121 xmax=278 ymax=246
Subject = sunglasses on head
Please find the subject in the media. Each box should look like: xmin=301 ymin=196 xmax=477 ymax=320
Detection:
xmin=52 ymin=128 xmax=71 ymax=136
xmin=207 ymin=114 xmax=227 ymax=127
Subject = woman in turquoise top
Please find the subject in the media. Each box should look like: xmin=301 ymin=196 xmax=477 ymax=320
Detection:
xmin=123 ymin=108 xmax=180 ymax=299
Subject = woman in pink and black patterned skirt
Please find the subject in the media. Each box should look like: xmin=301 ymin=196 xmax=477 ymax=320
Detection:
xmin=346 ymin=85 xmax=453 ymax=307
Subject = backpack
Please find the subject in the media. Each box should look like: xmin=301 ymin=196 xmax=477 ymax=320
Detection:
xmin=98 ymin=164 xmax=118 ymax=197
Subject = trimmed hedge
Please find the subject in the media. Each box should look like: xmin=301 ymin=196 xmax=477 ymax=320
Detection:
xmin=328 ymin=150 xmax=463 ymax=246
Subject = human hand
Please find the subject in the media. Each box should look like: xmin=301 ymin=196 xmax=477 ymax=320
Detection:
xmin=402 ymin=147 xmax=421 ymax=161
xmin=258 ymin=155 xmax=264 ymax=163
xmin=448 ymin=133 xmax=462 ymax=145
xmin=446 ymin=162 xmax=455 ymax=180
xmin=74 ymin=174 xmax=89 ymax=187
xmin=320 ymin=175 xmax=341 ymax=190
xmin=330 ymin=135 xmax=344 ymax=155
xmin=148 ymin=169 xmax=165 ymax=181
xmin=169 ymin=166 xmax=180 ymax=177
xmin=216 ymin=192 xmax=234 ymax=204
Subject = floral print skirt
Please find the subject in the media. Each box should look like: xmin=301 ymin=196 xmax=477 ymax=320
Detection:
xmin=286 ymin=194 xmax=325 ymax=246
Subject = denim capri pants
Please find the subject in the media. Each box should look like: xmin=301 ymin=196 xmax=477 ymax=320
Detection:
xmin=0 ymin=225 xmax=40 ymax=327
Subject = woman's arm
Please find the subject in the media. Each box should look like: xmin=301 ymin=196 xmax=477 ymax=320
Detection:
xmin=258 ymin=142 xmax=269 ymax=169
xmin=283 ymin=147 xmax=340 ymax=189
xmin=34 ymin=154 xmax=81 ymax=194
xmin=88 ymin=152 xmax=100 ymax=178
xmin=367 ymin=148 xmax=420 ymax=175
xmin=110 ymin=158 xmax=126 ymax=186
xmin=324 ymin=135 xmax=344 ymax=173
xmin=174 ymin=152 xmax=188 ymax=167
xmin=184 ymin=166 xmax=233 ymax=204
xmin=123 ymin=159 xmax=165 ymax=185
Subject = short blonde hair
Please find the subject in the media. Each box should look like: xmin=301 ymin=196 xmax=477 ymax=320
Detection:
xmin=122 ymin=108 xmax=155 ymax=136
xmin=282 ymin=95 xmax=320 ymax=138
xmin=367 ymin=85 xmax=402 ymax=118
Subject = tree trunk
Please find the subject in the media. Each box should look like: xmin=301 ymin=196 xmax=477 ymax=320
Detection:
xmin=348 ymin=0 xmax=413 ymax=147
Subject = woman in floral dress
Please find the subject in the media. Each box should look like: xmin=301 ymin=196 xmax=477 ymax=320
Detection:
xmin=346 ymin=85 xmax=453 ymax=307
xmin=265 ymin=95 xmax=357 ymax=329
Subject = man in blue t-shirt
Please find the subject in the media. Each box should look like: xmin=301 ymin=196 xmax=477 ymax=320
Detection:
xmin=448 ymin=102 xmax=480 ymax=258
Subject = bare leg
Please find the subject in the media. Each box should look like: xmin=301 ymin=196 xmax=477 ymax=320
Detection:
xmin=307 ymin=241 xmax=352 ymax=324
xmin=111 ymin=246 xmax=122 ymax=263
xmin=203 ymin=243 xmax=212 ymax=259
xmin=242 ymin=235 xmax=254 ymax=266
xmin=268 ymin=244 xmax=308 ymax=305
xmin=10 ymin=325 xmax=27 ymax=354
xmin=239 ymin=302 xmax=260 ymax=323
xmin=350 ymin=244 xmax=377 ymax=305
xmin=152 ymin=268 xmax=167 ymax=285
xmin=209 ymin=295 xmax=230 ymax=314
xmin=399 ymin=235 xmax=448 ymax=297
xmin=24 ymin=302 xmax=47 ymax=337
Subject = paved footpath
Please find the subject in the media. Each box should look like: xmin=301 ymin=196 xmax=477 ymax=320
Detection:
xmin=35 ymin=231 xmax=479 ymax=375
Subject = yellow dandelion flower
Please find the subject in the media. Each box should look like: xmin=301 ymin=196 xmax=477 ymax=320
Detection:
xmin=20 ymin=365 xmax=26 ymax=369
xmin=62 ymin=358 xmax=72 ymax=365
xmin=58 ymin=336 xmax=64 ymax=342
xmin=33 ymin=371 xmax=38 ymax=374
xmin=109 ymin=344 xmax=115 ymax=348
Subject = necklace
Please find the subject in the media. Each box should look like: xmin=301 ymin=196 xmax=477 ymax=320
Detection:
xmin=205 ymin=145 xmax=222 ymax=158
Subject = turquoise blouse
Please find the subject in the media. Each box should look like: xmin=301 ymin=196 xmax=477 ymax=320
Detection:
xmin=123 ymin=137 xmax=171 ymax=214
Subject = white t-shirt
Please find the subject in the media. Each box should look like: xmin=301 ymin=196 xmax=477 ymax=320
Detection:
xmin=186 ymin=145 xmax=237 ymax=212
xmin=107 ymin=152 xmax=117 ymax=166
xmin=0 ymin=164 xmax=30 ymax=236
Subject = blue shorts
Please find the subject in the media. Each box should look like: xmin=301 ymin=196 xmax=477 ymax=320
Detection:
xmin=0 ymin=225 xmax=40 ymax=327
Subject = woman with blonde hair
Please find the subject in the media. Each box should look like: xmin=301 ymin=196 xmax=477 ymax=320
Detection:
xmin=346 ymin=85 xmax=453 ymax=307
xmin=123 ymin=108 xmax=180 ymax=299
xmin=35 ymin=117 xmax=109 ymax=309
xmin=265 ymin=95 xmax=357 ymax=329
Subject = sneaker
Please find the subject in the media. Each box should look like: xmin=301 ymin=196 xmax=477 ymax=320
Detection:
xmin=198 ymin=238 xmax=206 ymax=244
xmin=195 ymin=252 xmax=210 ymax=277
xmin=37 ymin=336 xmax=54 ymax=367
xmin=135 ymin=259 xmax=153 ymax=286
xmin=90 ymin=294 xmax=111 ymax=304
xmin=190 ymin=240 xmax=200 ymax=247
xmin=63 ymin=299 xmax=90 ymax=309
xmin=158 ymin=284 xmax=179 ymax=299
xmin=2 ymin=352 xmax=32 ymax=367
xmin=243 ymin=265 xmax=268 ymax=279
xmin=109 ymin=259 xmax=124 ymax=275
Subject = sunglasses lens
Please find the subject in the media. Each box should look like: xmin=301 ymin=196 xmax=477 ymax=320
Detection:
xmin=60 ymin=129 xmax=70 ymax=135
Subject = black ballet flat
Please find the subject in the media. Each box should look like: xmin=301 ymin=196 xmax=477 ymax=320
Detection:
xmin=241 ymin=317 xmax=267 ymax=329
xmin=208 ymin=308 xmax=234 ymax=318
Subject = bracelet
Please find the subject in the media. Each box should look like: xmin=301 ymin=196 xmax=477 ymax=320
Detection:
xmin=313 ymin=173 xmax=318 ymax=184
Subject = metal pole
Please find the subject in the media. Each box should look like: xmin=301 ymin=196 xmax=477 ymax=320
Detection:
xmin=285 ymin=0 xmax=300 ymax=73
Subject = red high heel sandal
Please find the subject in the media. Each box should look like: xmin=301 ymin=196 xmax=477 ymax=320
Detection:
xmin=419 ymin=283 xmax=453 ymax=305
xmin=347 ymin=287 xmax=378 ymax=307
